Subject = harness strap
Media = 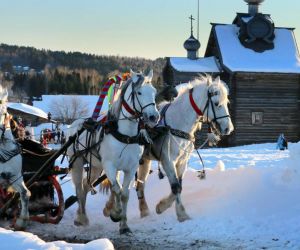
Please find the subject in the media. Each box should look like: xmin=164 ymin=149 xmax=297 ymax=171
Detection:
xmin=160 ymin=103 xmax=171 ymax=127
xmin=110 ymin=130 xmax=141 ymax=145
xmin=170 ymin=128 xmax=193 ymax=141
xmin=122 ymin=100 xmax=137 ymax=116
xmin=189 ymin=88 xmax=204 ymax=116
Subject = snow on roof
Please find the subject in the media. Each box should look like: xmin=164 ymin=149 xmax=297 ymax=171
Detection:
xmin=33 ymin=95 xmax=107 ymax=118
xmin=215 ymin=24 xmax=300 ymax=73
xmin=7 ymin=102 xmax=48 ymax=119
xmin=170 ymin=56 xmax=221 ymax=73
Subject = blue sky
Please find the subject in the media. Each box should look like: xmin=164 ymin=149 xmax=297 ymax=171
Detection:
xmin=0 ymin=0 xmax=299 ymax=59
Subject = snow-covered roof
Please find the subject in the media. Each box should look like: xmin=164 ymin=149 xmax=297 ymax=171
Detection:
xmin=33 ymin=95 xmax=104 ymax=118
xmin=170 ymin=56 xmax=221 ymax=73
xmin=215 ymin=24 xmax=300 ymax=73
xmin=7 ymin=102 xmax=48 ymax=119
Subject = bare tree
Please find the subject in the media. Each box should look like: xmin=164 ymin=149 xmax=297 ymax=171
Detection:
xmin=50 ymin=96 xmax=90 ymax=124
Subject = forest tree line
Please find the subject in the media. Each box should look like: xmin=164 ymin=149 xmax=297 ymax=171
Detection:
xmin=0 ymin=43 xmax=166 ymax=99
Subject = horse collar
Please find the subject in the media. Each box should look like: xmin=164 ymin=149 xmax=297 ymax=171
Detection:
xmin=189 ymin=88 xmax=203 ymax=116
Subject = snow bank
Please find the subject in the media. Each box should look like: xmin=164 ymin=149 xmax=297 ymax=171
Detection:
xmin=0 ymin=228 xmax=114 ymax=250
xmin=1 ymin=141 xmax=299 ymax=249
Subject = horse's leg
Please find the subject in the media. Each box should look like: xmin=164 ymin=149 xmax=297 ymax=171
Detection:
xmin=82 ymin=161 xmax=102 ymax=197
xmin=156 ymin=157 xmax=180 ymax=214
xmin=71 ymin=157 xmax=89 ymax=226
xmin=119 ymin=170 xmax=136 ymax=234
xmin=103 ymin=172 xmax=119 ymax=217
xmin=12 ymin=179 xmax=31 ymax=229
xmin=103 ymin=190 xmax=115 ymax=217
xmin=136 ymin=158 xmax=151 ymax=218
xmin=104 ymin=162 xmax=122 ymax=222
xmin=174 ymin=159 xmax=190 ymax=222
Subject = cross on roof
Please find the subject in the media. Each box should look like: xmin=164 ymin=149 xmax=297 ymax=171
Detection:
xmin=189 ymin=15 xmax=195 ymax=36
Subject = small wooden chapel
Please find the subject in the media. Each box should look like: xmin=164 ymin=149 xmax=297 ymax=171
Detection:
xmin=163 ymin=0 xmax=300 ymax=146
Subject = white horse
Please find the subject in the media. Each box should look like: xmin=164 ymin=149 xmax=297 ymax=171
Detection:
xmin=132 ymin=76 xmax=234 ymax=221
xmin=0 ymin=86 xmax=31 ymax=229
xmin=67 ymin=70 xmax=160 ymax=233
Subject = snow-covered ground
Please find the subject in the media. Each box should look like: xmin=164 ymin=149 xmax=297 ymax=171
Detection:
xmin=1 ymin=140 xmax=299 ymax=249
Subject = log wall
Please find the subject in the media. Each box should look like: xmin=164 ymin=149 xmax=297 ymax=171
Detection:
xmin=229 ymin=72 xmax=300 ymax=145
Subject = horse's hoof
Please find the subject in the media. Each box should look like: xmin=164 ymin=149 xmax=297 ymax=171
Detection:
xmin=74 ymin=220 xmax=83 ymax=226
xmin=103 ymin=207 xmax=110 ymax=217
xmin=119 ymin=227 xmax=132 ymax=235
xmin=74 ymin=219 xmax=89 ymax=226
xmin=110 ymin=214 xmax=121 ymax=223
xmin=74 ymin=214 xmax=89 ymax=226
xmin=140 ymin=209 xmax=150 ymax=218
xmin=178 ymin=215 xmax=191 ymax=222
xmin=14 ymin=218 xmax=28 ymax=230
xmin=156 ymin=204 xmax=163 ymax=214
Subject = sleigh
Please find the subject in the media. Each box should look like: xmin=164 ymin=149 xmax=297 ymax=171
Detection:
xmin=0 ymin=138 xmax=68 ymax=225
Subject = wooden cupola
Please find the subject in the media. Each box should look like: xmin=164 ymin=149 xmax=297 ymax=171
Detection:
xmin=233 ymin=0 xmax=275 ymax=52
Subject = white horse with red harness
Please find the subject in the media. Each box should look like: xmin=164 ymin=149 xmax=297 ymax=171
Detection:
xmin=133 ymin=76 xmax=234 ymax=221
xmin=0 ymin=86 xmax=31 ymax=229
xmin=67 ymin=70 xmax=160 ymax=233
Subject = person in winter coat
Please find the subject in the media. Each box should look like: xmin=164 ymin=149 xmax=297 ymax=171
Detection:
xmin=276 ymin=133 xmax=288 ymax=150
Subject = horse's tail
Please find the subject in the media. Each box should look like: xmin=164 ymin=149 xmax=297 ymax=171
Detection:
xmin=99 ymin=178 xmax=112 ymax=194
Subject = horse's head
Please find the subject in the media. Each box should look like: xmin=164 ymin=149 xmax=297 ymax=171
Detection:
xmin=205 ymin=77 xmax=234 ymax=136
xmin=126 ymin=69 xmax=160 ymax=127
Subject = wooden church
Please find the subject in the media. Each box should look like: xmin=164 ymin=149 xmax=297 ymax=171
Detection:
xmin=163 ymin=0 xmax=300 ymax=146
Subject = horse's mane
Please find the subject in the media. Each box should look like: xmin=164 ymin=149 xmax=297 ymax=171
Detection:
xmin=160 ymin=75 xmax=229 ymax=108
xmin=108 ymin=80 xmax=130 ymax=119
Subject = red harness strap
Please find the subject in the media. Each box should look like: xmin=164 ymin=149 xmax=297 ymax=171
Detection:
xmin=122 ymin=101 xmax=136 ymax=116
xmin=189 ymin=89 xmax=203 ymax=116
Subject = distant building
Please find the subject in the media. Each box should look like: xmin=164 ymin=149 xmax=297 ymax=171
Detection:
xmin=163 ymin=15 xmax=221 ymax=85
xmin=7 ymin=102 xmax=48 ymax=126
xmin=164 ymin=0 xmax=300 ymax=146
xmin=13 ymin=65 xmax=35 ymax=75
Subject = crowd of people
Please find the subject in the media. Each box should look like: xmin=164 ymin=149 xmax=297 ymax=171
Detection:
xmin=13 ymin=115 xmax=66 ymax=146
xmin=40 ymin=128 xmax=66 ymax=146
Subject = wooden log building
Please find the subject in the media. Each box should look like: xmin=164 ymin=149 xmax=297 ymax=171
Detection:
xmin=163 ymin=0 xmax=300 ymax=146
xmin=7 ymin=102 xmax=48 ymax=126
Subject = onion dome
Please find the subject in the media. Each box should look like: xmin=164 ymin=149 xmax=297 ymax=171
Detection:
xmin=184 ymin=15 xmax=201 ymax=60
xmin=184 ymin=35 xmax=201 ymax=52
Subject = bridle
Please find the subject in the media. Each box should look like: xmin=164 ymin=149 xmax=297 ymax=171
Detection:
xmin=104 ymin=75 xmax=157 ymax=146
xmin=121 ymin=75 xmax=156 ymax=121
xmin=189 ymin=88 xmax=230 ymax=133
